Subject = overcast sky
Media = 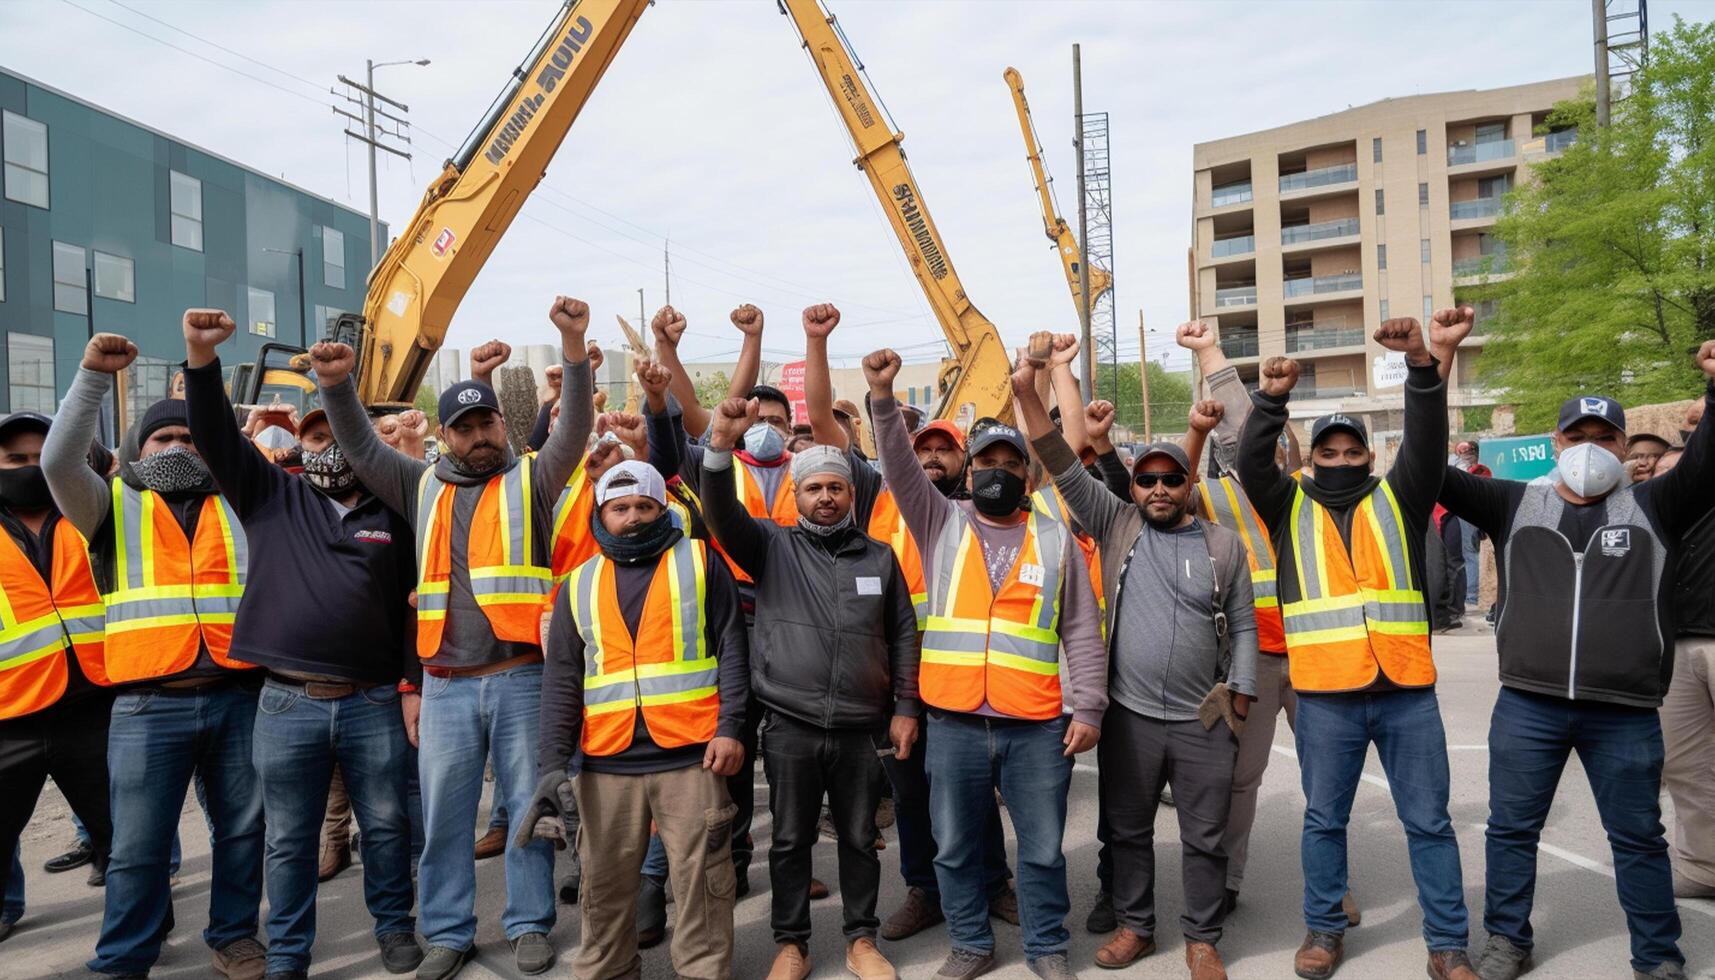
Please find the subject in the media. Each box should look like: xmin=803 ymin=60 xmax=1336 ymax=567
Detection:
xmin=3 ymin=0 xmax=1704 ymax=373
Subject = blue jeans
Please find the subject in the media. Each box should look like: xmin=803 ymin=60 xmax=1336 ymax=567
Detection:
xmin=1461 ymin=521 xmax=1481 ymax=606
xmin=418 ymin=664 xmax=555 ymax=949
xmin=1484 ymin=687 xmax=1682 ymax=972
xmin=1296 ymin=690 xmax=1467 ymax=949
xmin=642 ymin=833 xmax=668 ymax=880
xmin=91 ymin=685 xmax=264 ymax=975
xmin=253 ymin=680 xmax=416 ymax=973
xmin=883 ymin=714 xmax=1011 ymax=894
xmin=927 ymin=710 xmax=1073 ymax=961
xmin=4 ymin=841 xmax=21 ymax=924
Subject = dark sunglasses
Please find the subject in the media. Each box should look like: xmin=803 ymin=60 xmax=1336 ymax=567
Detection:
xmin=1134 ymin=472 xmax=1187 ymax=489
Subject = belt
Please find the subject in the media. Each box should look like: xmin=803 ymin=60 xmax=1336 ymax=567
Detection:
xmin=423 ymin=650 xmax=543 ymax=679
xmin=133 ymin=675 xmax=243 ymax=695
xmin=267 ymin=675 xmax=379 ymax=700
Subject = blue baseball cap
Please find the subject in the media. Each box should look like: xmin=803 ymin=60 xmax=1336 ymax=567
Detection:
xmin=438 ymin=380 xmax=502 ymax=427
xmin=1557 ymin=395 xmax=1625 ymax=433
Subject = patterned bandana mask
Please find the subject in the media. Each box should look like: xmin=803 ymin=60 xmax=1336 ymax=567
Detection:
xmin=131 ymin=446 xmax=214 ymax=494
xmin=300 ymin=442 xmax=358 ymax=496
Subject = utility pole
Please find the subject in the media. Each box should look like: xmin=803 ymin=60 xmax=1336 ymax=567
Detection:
xmin=336 ymin=59 xmax=427 ymax=270
xmin=664 ymin=240 xmax=672 ymax=307
xmin=1072 ymin=44 xmax=1093 ymax=402
xmin=1138 ymin=309 xmax=1151 ymax=443
xmin=1593 ymin=0 xmax=1611 ymax=127
xmin=638 ymin=288 xmax=646 ymax=337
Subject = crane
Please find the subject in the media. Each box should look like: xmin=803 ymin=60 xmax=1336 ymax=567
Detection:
xmin=780 ymin=0 xmax=1014 ymax=429
xmin=1004 ymin=66 xmax=1112 ymax=321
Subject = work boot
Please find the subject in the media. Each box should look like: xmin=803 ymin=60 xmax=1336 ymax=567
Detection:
xmin=1028 ymin=952 xmax=1079 ymax=979
xmin=766 ymin=942 xmax=811 ymax=980
xmin=1094 ymin=927 xmax=1154 ymax=969
xmin=1294 ymin=931 xmax=1343 ymax=980
xmin=88 ymin=855 xmax=108 ymax=888
xmin=1428 ymin=948 xmax=1479 ymax=980
xmin=1085 ymin=889 xmax=1117 ymax=934
xmin=318 ymin=840 xmax=351 ymax=882
xmin=880 ymin=886 xmax=945 ymax=941
xmin=212 ymin=937 xmax=268 ymax=980
xmin=935 ymin=948 xmax=997 ymax=980
xmin=0 ymin=921 xmax=13 ymax=944
xmin=1185 ymin=941 xmax=1228 ymax=980
xmin=988 ymin=881 xmax=1020 ymax=925
xmin=1673 ymin=872 xmax=1715 ymax=899
xmin=846 ymin=937 xmax=897 ymax=979
xmin=875 ymin=797 xmax=896 ymax=829
xmin=415 ymin=945 xmax=473 ymax=980
xmin=511 ymin=932 xmax=554 ymax=975
xmin=43 ymin=840 xmax=94 ymax=873
xmin=474 ymin=824 xmax=507 ymax=861
xmin=1633 ymin=963 xmax=1688 ymax=980
xmin=378 ymin=932 xmax=425 ymax=974
xmin=1474 ymin=935 xmax=1531 ymax=980
xmin=637 ymin=875 xmax=668 ymax=948
xmin=1341 ymin=890 xmax=1361 ymax=927
xmin=809 ymin=876 xmax=830 ymax=900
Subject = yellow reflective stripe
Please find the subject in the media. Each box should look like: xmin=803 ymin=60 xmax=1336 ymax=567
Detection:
xmin=919 ymin=649 xmax=987 ymax=666
xmin=923 ymin=615 xmax=992 ymax=633
xmin=139 ymin=489 xmax=158 ymax=589
xmin=1289 ymin=492 xmax=1314 ymax=601
xmin=469 ymin=566 xmax=553 ymax=580
xmin=639 ymin=688 xmax=717 ymax=707
xmin=0 ymin=640 xmax=67 ymax=671
xmin=1287 ymin=625 xmax=1372 ymax=645
xmin=989 ymin=620 xmax=1059 ymax=645
xmin=986 ymin=650 xmax=1061 ymax=675
xmin=635 ymin=658 xmax=718 ymax=678
xmin=585 ymin=699 xmax=635 ymax=716
xmin=1254 ymin=596 xmax=1280 ymax=609
xmin=1360 ymin=498 xmax=1399 ymax=590
xmin=552 ymin=465 xmax=588 ymax=542
xmin=1285 ymin=595 xmax=1366 ymax=614
xmin=1370 ymin=620 xmax=1430 ymax=636
xmin=473 ymin=593 xmax=552 ymax=606
xmin=106 ymin=614 xmax=205 ymax=634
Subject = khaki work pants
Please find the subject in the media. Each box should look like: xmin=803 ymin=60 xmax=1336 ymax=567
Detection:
xmin=1222 ymin=651 xmax=1298 ymax=891
xmin=572 ymin=765 xmax=738 ymax=980
xmin=1662 ymin=636 xmax=1715 ymax=889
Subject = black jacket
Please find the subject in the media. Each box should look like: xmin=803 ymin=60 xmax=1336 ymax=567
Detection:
xmin=701 ymin=451 xmax=919 ymax=730
xmin=1676 ymin=510 xmax=1715 ymax=639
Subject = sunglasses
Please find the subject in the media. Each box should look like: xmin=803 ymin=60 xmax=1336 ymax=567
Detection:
xmin=1134 ymin=472 xmax=1187 ymax=489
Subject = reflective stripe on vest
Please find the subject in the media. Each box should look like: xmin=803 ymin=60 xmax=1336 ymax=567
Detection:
xmin=1197 ymin=476 xmax=1285 ymax=653
xmin=715 ymin=458 xmax=796 ymax=586
xmin=0 ymin=517 xmax=110 ymax=720
xmin=920 ymin=504 xmax=1066 ymax=719
xmin=1031 ymin=488 xmax=1105 ymax=640
xmin=102 ymin=481 xmax=251 ymax=683
xmin=1281 ymin=478 xmax=1431 ymax=691
xmin=868 ymin=488 xmax=927 ymax=627
xmin=414 ymin=456 xmax=551 ymax=658
xmin=549 ymin=464 xmax=595 ymax=586
xmin=572 ymin=537 xmax=719 ymax=756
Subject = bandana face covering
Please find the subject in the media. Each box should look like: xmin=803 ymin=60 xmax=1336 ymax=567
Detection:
xmin=590 ymin=510 xmax=682 ymax=565
xmin=1312 ymin=463 xmax=1370 ymax=492
xmin=131 ymin=446 xmax=213 ymax=494
xmin=796 ymin=510 xmax=854 ymax=537
xmin=300 ymin=443 xmax=359 ymax=496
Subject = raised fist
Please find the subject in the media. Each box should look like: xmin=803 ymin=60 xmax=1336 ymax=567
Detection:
xmin=1259 ymin=356 xmax=1301 ymax=398
xmin=586 ymin=340 xmax=604 ymax=373
xmin=183 ymin=309 xmax=237 ymax=350
xmin=470 ymin=340 xmax=512 ymax=380
xmin=1698 ymin=339 xmax=1715 ymax=380
xmin=1009 ymin=354 xmax=1039 ymax=399
xmin=375 ymin=415 xmax=402 ymax=446
xmin=1189 ymin=398 xmax=1225 ymax=434
xmin=652 ymin=305 xmax=688 ymax=347
xmin=1428 ymin=306 xmax=1475 ymax=358
xmin=801 ymin=303 xmax=839 ymax=339
xmin=1085 ymin=400 xmax=1116 ymax=441
xmin=1373 ymin=317 xmax=1429 ymax=362
xmin=1025 ymin=331 xmax=1054 ymax=369
xmin=541 ymin=365 xmax=563 ymax=405
xmin=397 ymin=409 xmax=429 ymax=442
xmin=83 ymin=334 xmax=139 ymax=375
xmin=1050 ymin=333 xmax=1080 ymax=367
xmin=604 ymin=410 xmax=647 ymax=454
xmin=309 ymin=341 xmax=358 ymax=388
xmin=730 ymin=304 xmax=764 ymax=337
xmin=634 ymin=358 xmax=672 ymax=400
xmin=707 ymin=396 xmax=758 ymax=453
xmin=1176 ymin=321 xmax=1216 ymax=352
xmin=549 ymin=296 xmax=590 ymax=336
xmin=863 ymin=349 xmax=902 ymax=391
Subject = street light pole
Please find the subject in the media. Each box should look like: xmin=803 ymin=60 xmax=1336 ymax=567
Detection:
xmin=336 ymin=58 xmax=427 ymax=271
xmin=366 ymin=59 xmax=380 ymax=269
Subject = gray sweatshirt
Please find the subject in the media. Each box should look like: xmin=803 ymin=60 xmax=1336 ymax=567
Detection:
xmin=321 ymin=357 xmax=593 ymax=669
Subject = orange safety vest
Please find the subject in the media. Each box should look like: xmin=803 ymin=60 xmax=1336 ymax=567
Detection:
xmin=867 ymin=488 xmax=928 ymax=627
xmin=414 ymin=456 xmax=552 ymax=659
xmin=569 ymin=537 xmax=720 ymax=756
xmin=1031 ymin=487 xmax=1106 ymax=639
xmin=102 ymin=480 xmax=253 ymax=682
xmin=549 ymin=463 xmax=596 ymax=588
xmin=0 ymin=518 xmax=109 ymax=720
xmin=719 ymin=456 xmax=796 ymax=585
xmin=1281 ymin=478 xmax=1432 ymax=691
xmin=1197 ymin=476 xmax=1285 ymax=654
xmin=919 ymin=504 xmax=1068 ymax=720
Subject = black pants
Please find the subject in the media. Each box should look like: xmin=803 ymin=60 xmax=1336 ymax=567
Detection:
xmin=0 ymin=694 xmax=115 ymax=884
xmin=1099 ymin=705 xmax=1237 ymax=944
xmin=1426 ymin=517 xmax=1466 ymax=629
xmin=762 ymin=711 xmax=883 ymax=947
xmin=725 ymin=691 xmax=760 ymax=874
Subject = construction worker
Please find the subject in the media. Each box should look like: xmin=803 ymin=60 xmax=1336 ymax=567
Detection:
xmin=179 ymin=309 xmax=424 ymax=977
xmin=1440 ymin=343 xmax=1715 ymax=980
xmin=0 ymin=410 xmax=113 ymax=946
xmin=310 ymin=295 xmax=593 ymax=980
xmin=866 ymin=348 xmax=1107 ymax=980
xmin=701 ymin=396 xmax=920 ymax=980
xmin=43 ymin=332 xmax=267 ymax=980
xmin=1236 ymin=311 xmax=1477 ymax=980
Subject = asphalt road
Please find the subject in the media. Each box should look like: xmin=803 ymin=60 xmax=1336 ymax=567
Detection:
xmin=7 ymin=627 xmax=1714 ymax=979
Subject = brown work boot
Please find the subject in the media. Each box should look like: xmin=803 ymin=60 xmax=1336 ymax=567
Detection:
xmin=211 ymin=937 xmax=267 ymax=980
xmin=474 ymin=824 xmax=507 ymax=861
xmin=809 ymin=876 xmax=830 ymax=899
xmin=1294 ymin=931 xmax=1343 ymax=980
xmin=1185 ymin=941 xmax=1228 ymax=980
xmin=847 ymin=937 xmax=897 ymax=979
xmin=1341 ymin=889 xmax=1361 ymax=927
xmin=317 ymin=840 xmax=350 ymax=883
xmin=1094 ymin=927 xmax=1154 ymax=969
xmin=766 ymin=942 xmax=811 ymax=980
xmin=880 ymin=886 xmax=945 ymax=941
xmin=1428 ymin=948 xmax=1479 ymax=980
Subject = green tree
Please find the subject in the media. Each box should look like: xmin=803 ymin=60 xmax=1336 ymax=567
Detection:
xmin=414 ymin=384 xmax=438 ymax=426
xmin=692 ymin=369 xmax=731 ymax=409
xmin=1093 ymin=361 xmax=1195 ymax=437
xmin=1479 ymin=17 xmax=1715 ymax=429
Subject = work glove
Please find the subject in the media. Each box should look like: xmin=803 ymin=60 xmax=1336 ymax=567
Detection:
xmin=514 ymin=773 xmax=579 ymax=851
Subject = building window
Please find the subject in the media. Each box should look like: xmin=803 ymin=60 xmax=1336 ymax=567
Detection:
xmin=1416 ymin=129 xmax=1427 ymax=154
xmin=321 ymin=226 xmax=346 ymax=289
xmin=1424 ymin=296 xmax=1434 ymax=322
xmin=2 ymin=111 xmax=49 ymax=209
xmin=1375 ymin=189 xmax=1385 ymax=215
xmin=312 ymin=305 xmax=347 ymax=339
xmin=1379 ymin=299 xmax=1390 ymax=321
xmin=170 ymin=171 xmax=203 ymax=251
xmin=52 ymin=241 xmax=86 ymax=315
xmin=7 ymin=333 xmax=56 ymax=413
xmin=1475 ymin=122 xmax=1506 ymax=144
xmin=248 ymin=287 xmax=277 ymax=337
xmin=1377 ymin=244 xmax=1388 ymax=270
xmin=1421 ymin=239 xmax=1431 ymax=263
xmin=1478 ymin=174 xmax=1511 ymax=199
xmin=1372 ymin=137 xmax=1383 ymax=163
xmin=1418 ymin=182 xmax=1429 ymax=207
xmin=0 ymin=229 xmax=6 ymax=303
xmin=124 ymin=356 xmax=173 ymax=423
xmin=93 ymin=251 xmax=135 ymax=303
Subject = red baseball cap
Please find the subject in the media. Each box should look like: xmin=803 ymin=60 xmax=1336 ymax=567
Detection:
xmin=912 ymin=419 xmax=966 ymax=453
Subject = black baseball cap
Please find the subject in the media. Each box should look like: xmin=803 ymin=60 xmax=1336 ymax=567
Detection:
xmin=1310 ymin=413 xmax=1369 ymax=449
xmin=1133 ymin=441 xmax=1191 ymax=474
xmin=1558 ymin=395 xmax=1625 ymax=433
xmin=968 ymin=421 xmax=1029 ymax=462
xmin=0 ymin=411 xmax=52 ymax=442
xmin=438 ymin=380 xmax=502 ymax=427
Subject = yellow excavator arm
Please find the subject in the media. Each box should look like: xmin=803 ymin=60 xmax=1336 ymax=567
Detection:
xmin=1004 ymin=67 xmax=1111 ymax=320
xmin=780 ymin=0 xmax=1013 ymax=429
xmin=350 ymin=0 xmax=650 ymax=405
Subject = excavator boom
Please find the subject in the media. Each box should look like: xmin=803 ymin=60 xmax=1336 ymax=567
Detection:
xmin=780 ymin=0 xmax=1012 ymax=429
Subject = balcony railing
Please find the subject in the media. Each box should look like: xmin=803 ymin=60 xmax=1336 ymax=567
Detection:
xmin=1214 ymin=285 xmax=1257 ymax=308
xmin=1283 ymin=273 xmax=1363 ymax=298
xmin=1448 ymin=139 xmax=1515 ymax=166
xmin=1545 ymin=128 xmax=1578 ymax=152
xmin=1450 ymin=197 xmax=1502 ymax=220
xmin=1211 ymin=182 xmax=1253 ymax=208
xmin=1454 ymin=254 xmax=1508 ymax=277
xmin=1299 ymin=384 xmax=1361 ymax=399
xmin=1286 ymin=326 xmax=1366 ymax=352
xmin=1279 ymin=163 xmax=1358 ymax=193
xmin=1281 ymin=217 xmax=1360 ymax=245
xmin=1211 ymin=234 xmax=1256 ymax=258
xmin=1219 ymin=332 xmax=1259 ymax=358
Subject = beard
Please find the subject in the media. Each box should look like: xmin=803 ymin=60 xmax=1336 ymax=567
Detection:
xmin=1142 ymin=499 xmax=1189 ymax=530
xmin=457 ymin=441 xmax=506 ymax=474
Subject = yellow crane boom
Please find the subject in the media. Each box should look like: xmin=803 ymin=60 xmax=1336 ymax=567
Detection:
xmin=1004 ymin=66 xmax=1111 ymax=320
xmin=348 ymin=0 xmax=650 ymax=405
xmin=780 ymin=0 xmax=1013 ymax=429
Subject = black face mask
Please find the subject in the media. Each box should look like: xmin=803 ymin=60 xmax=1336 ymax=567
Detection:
xmin=932 ymin=469 xmax=965 ymax=498
xmin=1313 ymin=463 xmax=1371 ymax=492
xmin=590 ymin=510 xmax=682 ymax=565
xmin=0 ymin=465 xmax=52 ymax=510
xmin=970 ymin=467 xmax=1026 ymax=517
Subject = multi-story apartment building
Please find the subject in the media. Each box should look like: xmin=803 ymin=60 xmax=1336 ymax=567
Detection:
xmin=1189 ymin=76 xmax=1586 ymax=438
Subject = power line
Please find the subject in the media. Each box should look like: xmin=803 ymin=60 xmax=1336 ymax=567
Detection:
xmin=102 ymin=0 xmax=329 ymax=95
